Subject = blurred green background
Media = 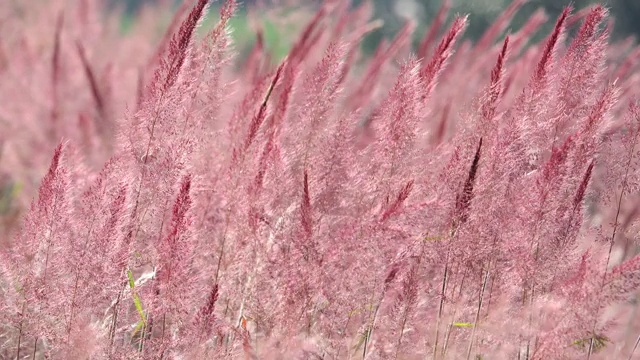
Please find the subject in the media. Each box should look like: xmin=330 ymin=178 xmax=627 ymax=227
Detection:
xmin=109 ymin=0 xmax=640 ymax=59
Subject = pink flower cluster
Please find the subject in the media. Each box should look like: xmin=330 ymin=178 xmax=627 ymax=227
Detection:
xmin=1 ymin=0 xmax=640 ymax=358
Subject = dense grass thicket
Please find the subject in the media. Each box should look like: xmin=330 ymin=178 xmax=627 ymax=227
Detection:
xmin=3 ymin=0 xmax=640 ymax=358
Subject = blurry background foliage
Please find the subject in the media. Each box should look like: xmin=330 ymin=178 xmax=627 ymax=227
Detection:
xmin=110 ymin=0 xmax=640 ymax=62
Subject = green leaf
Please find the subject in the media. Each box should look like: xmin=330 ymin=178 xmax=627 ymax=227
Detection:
xmin=127 ymin=269 xmax=146 ymax=327
xmin=127 ymin=269 xmax=135 ymax=289
xmin=132 ymin=320 xmax=145 ymax=338
xmin=132 ymin=293 xmax=146 ymax=324
xmin=572 ymin=334 xmax=609 ymax=352
xmin=452 ymin=322 xmax=475 ymax=328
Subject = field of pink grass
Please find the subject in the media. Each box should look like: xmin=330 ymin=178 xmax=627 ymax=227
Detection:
xmin=2 ymin=0 xmax=640 ymax=358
